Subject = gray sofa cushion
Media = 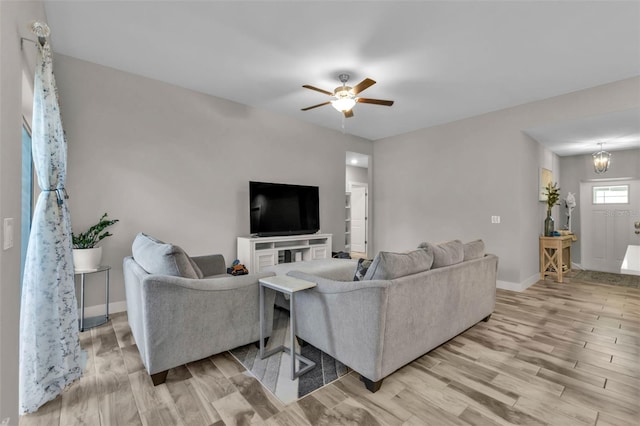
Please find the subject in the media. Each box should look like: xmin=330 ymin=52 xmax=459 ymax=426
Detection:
xmin=131 ymin=233 xmax=202 ymax=279
xmin=418 ymin=240 xmax=464 ymax=268
xmin=364 ymin=249 xmax=434 ymax=281
xmin=188 ymin=257 xmax=205 ymax=279
xmin=463 ymin=239 xmax=485 ymax=261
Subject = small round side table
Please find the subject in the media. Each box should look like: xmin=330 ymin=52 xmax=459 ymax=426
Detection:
xmin=74 ymin=265 xmax=110 ymax=331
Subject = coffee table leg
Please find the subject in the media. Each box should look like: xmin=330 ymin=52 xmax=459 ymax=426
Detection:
xmin=80 ymin=273 xmax=85 ymax=331
xmin=105 ymin=268 xmax=110 ymax=321
xmin=290 ymin=292 xmax=296 ymax=380
xmin=259 ymin=283 xmax=265 ymax=358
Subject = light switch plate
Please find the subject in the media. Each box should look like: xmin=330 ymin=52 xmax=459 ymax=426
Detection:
xmin=3 ymin=218 xmax=14 ymax=250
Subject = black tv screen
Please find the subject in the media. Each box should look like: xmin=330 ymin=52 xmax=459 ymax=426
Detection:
xmin=250 ymin=181 xmax=320 ymax=237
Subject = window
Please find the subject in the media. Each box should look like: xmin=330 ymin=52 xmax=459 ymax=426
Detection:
xmin=21 ymin=124 xmax=33 ymax=285
xmin=592 ymin=185 xmax=629 ymax=204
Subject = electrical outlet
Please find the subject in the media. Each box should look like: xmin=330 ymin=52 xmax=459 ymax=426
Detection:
xmin=3 ymin=218 xmax=14 ymax=250
xmin=491 ymin=216 xmax=501 ymax=224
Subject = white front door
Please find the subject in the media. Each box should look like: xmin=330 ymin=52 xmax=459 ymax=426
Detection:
xmin=581 ymin=179 xmax=640 ymax=272
xmin=350 ymin=186 xmax=367 ymax=253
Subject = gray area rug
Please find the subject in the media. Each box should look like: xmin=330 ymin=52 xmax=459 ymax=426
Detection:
xmin=573 ymin=270 xmax=640 ymax=288
xmin=230 ymin=308 xmax=349 ymax=405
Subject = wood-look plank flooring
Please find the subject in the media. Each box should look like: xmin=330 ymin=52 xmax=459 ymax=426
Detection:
xmin=20 ymin=273 xmax=640 ymax=425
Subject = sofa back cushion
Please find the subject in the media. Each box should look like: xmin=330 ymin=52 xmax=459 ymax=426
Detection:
xmin=463 ymin=239 xmax=485 ymax=261
xmin=418 ymin=240 xmax=464 ymax=268
xmin=363 ymin=248 xmax=434 ymax=281
xmin=131 ymin=233 xmax=202 ymax=279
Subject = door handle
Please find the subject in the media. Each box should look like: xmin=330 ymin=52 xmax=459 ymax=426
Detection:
xmin=635 ymin=221 xmax=640 ymax=229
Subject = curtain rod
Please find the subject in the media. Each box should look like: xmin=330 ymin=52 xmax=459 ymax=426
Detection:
xmin=20 ymin=37 xmax=44 ymax=50
xmin=21 ymin=21 xmax=49 ymax=50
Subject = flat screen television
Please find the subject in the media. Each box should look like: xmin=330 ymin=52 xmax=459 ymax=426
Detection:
xmin=249 ymin=181 xmax=320 ymax=237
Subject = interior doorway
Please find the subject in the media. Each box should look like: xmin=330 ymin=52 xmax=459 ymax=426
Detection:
xmin=349 ymin=183 xmax=367 ymax=255
xmin=346 ymin=152 xmax=370 ymax=258
xmin=580 ymin=179 xmax=640 ymax=273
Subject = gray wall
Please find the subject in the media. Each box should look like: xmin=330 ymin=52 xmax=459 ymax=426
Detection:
xmin=373 ymin=77 xmax=640 ymax=286
xmin=559 ymin=148 xmax=640 ymax=264
xmin=0 ymin=1 xmax=47 ymax=421
xmin=521 ymin=135 xmax=561 ymax=284
xmin=53 ymin=54 xmax=372 ymax=311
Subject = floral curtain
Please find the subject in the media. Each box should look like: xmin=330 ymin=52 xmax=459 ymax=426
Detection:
xmin=19 ymin=22 xmax=85 ymax=414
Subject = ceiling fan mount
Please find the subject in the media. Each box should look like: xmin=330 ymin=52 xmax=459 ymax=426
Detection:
xmin=301 ymin=74 xmax=394 ymax=118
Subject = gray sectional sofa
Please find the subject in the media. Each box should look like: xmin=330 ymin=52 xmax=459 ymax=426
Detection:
xmin=267 ymin=239 xmax=498 ymax=392
xmin=123 ymin=233 xmax=276 ymax=385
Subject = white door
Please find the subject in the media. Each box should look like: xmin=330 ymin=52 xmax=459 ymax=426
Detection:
xmin=581 ymin=179 xmax=640 ymax=272
xmin=350 ymin=186 xmax=367 ymax=253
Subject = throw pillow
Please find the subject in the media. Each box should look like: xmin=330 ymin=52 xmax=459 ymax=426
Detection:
xmin=353 ymin=258 xmax=373 ymax=281
xmin=363 ymin=248 xmax=434 ymax=281
xmin=418 ymin=240 xmax=464 ymax=268
xmin=463 ymin=239 xmax=485 ymax=261
xmin=131 ymin=232 xmax=201 ymax=279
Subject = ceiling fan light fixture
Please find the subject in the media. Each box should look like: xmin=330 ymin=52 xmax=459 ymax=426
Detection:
xmin=331 ymin=97 xmax=356 ymax=112
xmin=592 ymin=142 xmax=611 ymax=174
xmin=301 ymin=74 xmax=393 ymax=117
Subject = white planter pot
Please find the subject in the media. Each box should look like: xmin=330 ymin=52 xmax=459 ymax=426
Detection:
xmin=73 ymin=247 xmax=103 ymax=272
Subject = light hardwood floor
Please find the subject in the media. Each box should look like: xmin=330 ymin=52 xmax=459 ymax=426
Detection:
xmin=20 ymin=274 xmax=640 ymax=425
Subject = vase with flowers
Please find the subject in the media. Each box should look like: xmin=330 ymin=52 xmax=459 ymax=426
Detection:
xmin=543 ymin=182 xmax=560 ymax=236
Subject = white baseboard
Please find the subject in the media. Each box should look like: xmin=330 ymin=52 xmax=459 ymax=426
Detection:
xmin=572 ymin=262 xmax=584 ymax=270
xmin=497 ymin=273 xmax=539 ymax=292
xmin=79 ymin=301 xmax=127 ymax=318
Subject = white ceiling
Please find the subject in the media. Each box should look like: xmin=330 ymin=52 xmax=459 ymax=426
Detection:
xmin=44 ymin=1 xmax=640 ymax=154
xmin=525 ymin=108 xmax=640 ymax=157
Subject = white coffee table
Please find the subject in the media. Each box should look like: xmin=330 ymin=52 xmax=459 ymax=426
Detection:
xmin=621 ymin=245 xmax=640 ymax=276
xmin=259 ymin=275 xmax=317 ymax=380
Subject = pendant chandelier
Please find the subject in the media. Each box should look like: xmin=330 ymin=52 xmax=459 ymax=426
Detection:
xmin=592 ymin=142 xmax=611 ymax=174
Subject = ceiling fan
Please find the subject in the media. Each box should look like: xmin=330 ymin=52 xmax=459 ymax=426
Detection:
xmin=301 ymin=74 xmax=394 ymax=118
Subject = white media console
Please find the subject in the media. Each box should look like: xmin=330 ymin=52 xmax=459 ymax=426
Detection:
xmin=237 ymin=233 xmax=333 ymax=273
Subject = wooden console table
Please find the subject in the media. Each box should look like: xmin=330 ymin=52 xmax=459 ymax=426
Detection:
xmin=539 ymin=235 xmax=575 ymax=283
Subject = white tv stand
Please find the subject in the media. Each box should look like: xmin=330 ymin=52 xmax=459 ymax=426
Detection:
xmin=237 ymin=234 xmax=333 ymax=273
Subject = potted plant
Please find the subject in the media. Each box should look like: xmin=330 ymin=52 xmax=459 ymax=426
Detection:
xmin=544 ymin=182 xmax=560 ymax=237
xmin=72 ymin=213 xmax=119 ymax=271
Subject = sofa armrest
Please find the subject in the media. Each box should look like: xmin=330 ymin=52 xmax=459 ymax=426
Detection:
xmin=287 ymin=270 xmax=392 ymax=381
xmin=138 ymin=271 xmax=276 ymax=374
xmin=191 ymin=254 xmax=226 ymax=277
xmin=145 ymin=271 xmax=274 ymax=291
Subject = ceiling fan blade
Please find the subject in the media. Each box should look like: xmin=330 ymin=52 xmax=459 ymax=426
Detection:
xmin=302 ymin=85 xmax=333 ymax=96
xmin=351 ymin=78 xmax=376 ymax=95
xmin=301 ymin=101 xmax=331 ymax=111
xmin=357 ymin=97 xmax=394 ymax=106
xmin=343 ymin=109 xmax=354 ymax=118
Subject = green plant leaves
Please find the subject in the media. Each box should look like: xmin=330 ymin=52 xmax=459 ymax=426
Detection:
xmin=72 ymin=213 xmax=119 ymax=249
xmin=544 ymin=182 xmax=561 ymax=212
